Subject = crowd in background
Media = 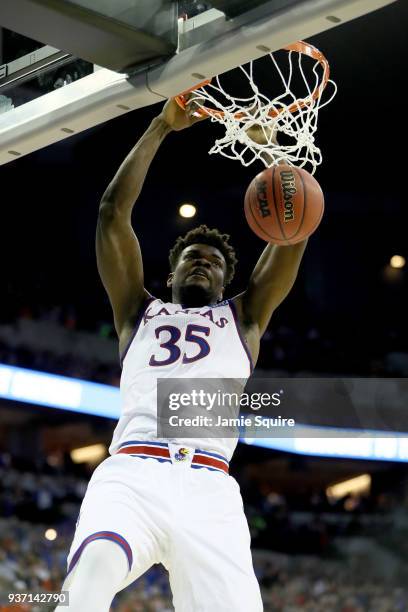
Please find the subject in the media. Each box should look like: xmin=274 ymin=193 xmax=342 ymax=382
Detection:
xmin=0 ymin=337 xmax=121 ymax=387
xmin=0 ymin=455 xmax=87 ymax=526
xmin=1 ymin=302 xmax=408 ymax=385
xmin=0 ymin=453 xmax=402 ymax=531
xmin=244 ymin=492 xmax=402 ymax=557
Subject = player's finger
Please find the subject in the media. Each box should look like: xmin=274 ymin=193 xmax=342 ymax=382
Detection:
xmin=190 ymin=107 xmax=208 ymax=123
xmin=185 ymin=95 xmax=197 ymax=112
xmin=187 ymin=97 xmax=208 ymax=122
xmin=183 ymin=92 xmax=197 ymax=111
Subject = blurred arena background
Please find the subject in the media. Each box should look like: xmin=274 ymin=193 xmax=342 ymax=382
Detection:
xmin=1 ymin=1 xmax=408 ymax=610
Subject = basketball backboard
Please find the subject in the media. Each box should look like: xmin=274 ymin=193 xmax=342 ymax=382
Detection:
xmin=0 ymin=0 xmax=398 ymax=165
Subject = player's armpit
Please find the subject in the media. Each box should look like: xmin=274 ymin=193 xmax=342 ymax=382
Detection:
xmin=240 ymin=240 xmax=308 ymax=337
xmin=96 ymin=202 xmax=147 ymax=338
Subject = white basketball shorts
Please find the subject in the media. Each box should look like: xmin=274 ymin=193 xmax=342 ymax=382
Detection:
xmin=66 ymin=442 xmax=263 ymax=611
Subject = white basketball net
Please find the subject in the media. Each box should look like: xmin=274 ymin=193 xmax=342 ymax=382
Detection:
xmin=183 ymin=44 xmax=337 ymax=175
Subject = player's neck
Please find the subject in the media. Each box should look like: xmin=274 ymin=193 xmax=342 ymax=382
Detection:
xmin=172 ymin=288 xmax=219 ymax=308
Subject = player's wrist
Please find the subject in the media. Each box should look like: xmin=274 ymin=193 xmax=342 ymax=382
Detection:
xmin=152 ymin=115 xmax=174 ymax=135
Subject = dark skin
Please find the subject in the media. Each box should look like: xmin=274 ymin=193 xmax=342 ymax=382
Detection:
xmin=167 ymin=244 xmax=226 ymax=306
xmin=96 ymin=99 xmax=307 ymax=367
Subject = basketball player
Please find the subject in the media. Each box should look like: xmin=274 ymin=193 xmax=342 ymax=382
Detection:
xmin=57 ymin=98 xmax=307 ymax=611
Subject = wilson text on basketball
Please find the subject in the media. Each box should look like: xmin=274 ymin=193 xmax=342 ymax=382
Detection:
xmin=280 ymin=169 xmax=296 ymax=222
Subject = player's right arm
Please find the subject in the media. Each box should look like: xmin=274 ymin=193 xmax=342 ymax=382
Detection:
xmin=96 ymin=117 xmax=171 ymax=346
xmin=96 ymin=98 xmax=205 ymax=347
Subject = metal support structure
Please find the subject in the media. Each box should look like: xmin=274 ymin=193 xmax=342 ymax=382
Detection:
xmin=0 ymin=46 xmax=73 ymax=94
xmin=0 ymin=0 xmax=178 ymax=73
xmin=0 ymin=0 xmax=398 ymax=165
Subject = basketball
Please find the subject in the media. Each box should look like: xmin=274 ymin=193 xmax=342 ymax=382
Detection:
xmin=244 ymin=165 xmax=324 ymax=245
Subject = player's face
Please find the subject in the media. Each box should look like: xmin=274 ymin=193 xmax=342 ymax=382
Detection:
xmin=169 ymin=243 xmax=227 ymax=306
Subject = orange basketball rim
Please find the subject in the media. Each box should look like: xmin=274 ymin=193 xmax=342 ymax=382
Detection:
xmin=174 ymin=41 xmax=331 ymax=119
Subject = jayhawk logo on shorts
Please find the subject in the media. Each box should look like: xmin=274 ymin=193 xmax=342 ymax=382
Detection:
xmin=175 ymin=447 xmax=190 ymax=462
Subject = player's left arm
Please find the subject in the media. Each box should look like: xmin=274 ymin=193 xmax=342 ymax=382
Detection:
xmin=234 ymin=240 xmax=308 ymax=338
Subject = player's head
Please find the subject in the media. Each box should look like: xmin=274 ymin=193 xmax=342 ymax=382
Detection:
xmin=168 ymin=225 xmax=237 ymax=306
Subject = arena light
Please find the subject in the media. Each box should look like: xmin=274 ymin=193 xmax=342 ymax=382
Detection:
xmin=242 ymin=426 xmax=408 ymax=463
xmin=179 ymin=203 xmax=196 ymax=218
xmin=390 ymin=255 xmax=406 ymax=269
xmin=71 ymin=443 xmax=107 ymax=464
xmin=45 ymin=528 xmax=57 ymax=541
xmin=0 ymin=364 xmax=120 ymax=418
xmin=326 ymin=474 xmax=371 ymax=500
xmin=11 ymin=369 xmax=81 ymax=408
xmin=3 ymin=363 xmax=408 ymax=463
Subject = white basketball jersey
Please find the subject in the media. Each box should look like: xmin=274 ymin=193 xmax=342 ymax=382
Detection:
xmin=109 ymin=297 xmax=253 ymax=461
